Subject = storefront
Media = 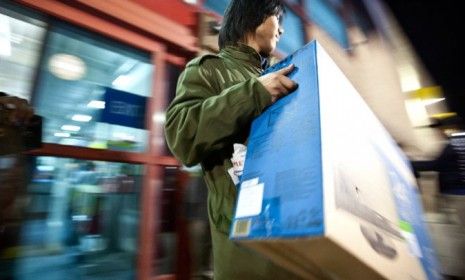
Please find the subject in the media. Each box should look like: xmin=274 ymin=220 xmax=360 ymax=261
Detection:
xmin=0 ymin=0 xmax=197 ymax=279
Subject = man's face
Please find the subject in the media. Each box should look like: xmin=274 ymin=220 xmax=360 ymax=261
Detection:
xmin=253 ymin=14 xmax=283 ymax=56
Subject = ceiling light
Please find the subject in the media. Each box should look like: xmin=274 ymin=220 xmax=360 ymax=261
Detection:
xmin=71 ymin=114 xmax=92 ymax=122
xmin=398 ymin=64 xmax=421 ymax=92
xmin=37 ymin=165 xmax=55 ymax=172
xmin=87 ymin=100 xmax=105 ymax=109
xmin=153 ymin=112 xmax=166 ymax=124
xmin=49 ymin=53 xmax=86 ymax=80
xmin=112 ymin=74 xmax=131 ymax=88
xmin=423 ymin=98 xmax=445 ymax=106
xmin=451 ymin=132 xmax=465 ymax=137
xmin=54 ymin=132 xmax=71 ymax=137
xmin=61 ymin=125 xmax=81 ymax=132
xmin=113 ymin=132 xmax=136 ymax=141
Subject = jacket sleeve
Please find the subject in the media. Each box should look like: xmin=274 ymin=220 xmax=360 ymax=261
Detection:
xmin=165 ymin=59 xmax=272 ymax=166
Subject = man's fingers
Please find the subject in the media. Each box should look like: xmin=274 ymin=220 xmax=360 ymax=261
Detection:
xmin=278 ymin=76 xmax=298 ymax=92
xmin=259 ymin=65 xmax=299 ymax=103
xmin=276 ymin=64 xmax=295 ymax=76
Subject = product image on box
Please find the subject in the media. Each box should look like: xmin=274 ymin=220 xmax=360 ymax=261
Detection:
xmin=230 ymin=41 xmax=440 ymax=280
xmin=334 ymin=143 xmax=401 ymax=259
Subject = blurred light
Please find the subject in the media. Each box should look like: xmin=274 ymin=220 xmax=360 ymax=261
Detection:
xmin=431 ymin=112 xmax=457 ymax=119
xmin=54 ymin=132 xmax=71 ymax=137
xmin=72 ymin=114 xmax=92 ymax=122
xmin=47 ymin=221 xmax=63 ymax=227
xmin=451 ymin=132 xmax=465 ymax=137
xmin=183 ymin=0 xmax=197 ymax=4
xmin=112 ymin=74 xmax=131 ymax=87
xmin=153 ymin=112 xmax=166 ymax=124
xmin=72 ymin=215 xmax=90 ymax=221
xmin=48 ymin=53 xmax=86 ymax=80
xmin=398 ymin=64 xmax=421 ymax=92
xmin=60 ymin=138 xmax=85 ymax=146
xmin=87 ymin=100 xmax=105 ymax=109
xmin=88 ymin=141 xmax=107 ymax=149
xmin=0 ymin=15 xmax=11 ymax=57
xmin=423 ymin=98 xmax=445 ymax=106
xmin=113 ymin=132 xmax=136 ymax=141
xmin=405 ymin=99 xmax=430 ymax=127
xmin=181 ymin=164 xmax=202 ymax=173
xmin=10 ymin=33 xmax=23 ymax=44
xmin=61 ymin=124 xmax=81 ymax=132
xmin=37 ymin=165 xmax=55 ymax=172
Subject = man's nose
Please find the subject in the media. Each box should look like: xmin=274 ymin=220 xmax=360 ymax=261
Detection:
xmin=278 ymin=27 xmax=284 ymax=35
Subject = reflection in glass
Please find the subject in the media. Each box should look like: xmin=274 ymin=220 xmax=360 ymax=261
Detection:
xmin=154 ymin=166 xmax=212 ymax=278
xmin=0 ymin=156 xmax=142 ymax=279
xmin=34 ymin=23 xmax=154 ymax=152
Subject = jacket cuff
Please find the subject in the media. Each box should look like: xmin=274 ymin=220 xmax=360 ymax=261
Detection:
xmin=251 ymin=77 xmax=272 ymax=115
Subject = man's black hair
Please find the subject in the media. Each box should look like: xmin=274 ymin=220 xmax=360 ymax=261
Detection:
xmin=218 ymin=0 xmax=285 ymax=49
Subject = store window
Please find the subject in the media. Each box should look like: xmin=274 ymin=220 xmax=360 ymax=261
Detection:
xmin=1 ymin=156 xmax=142 ymax=279
xmin=153 ymin=165 xmax=212 ymax=278
xmin=33 ymin=23 xmax=154 ymax=152
xmin=1 ymin=2 xmax=154 ymax=153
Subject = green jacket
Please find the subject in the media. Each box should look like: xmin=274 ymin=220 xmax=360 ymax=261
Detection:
xmin=165 ymin=44 xmax=303 ymax=279
xmin=165 ymin=44 xmax=272 ymax=234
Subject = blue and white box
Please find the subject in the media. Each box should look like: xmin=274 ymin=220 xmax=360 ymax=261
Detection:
xmin=230 ymin=41 xmax=441 ymax=280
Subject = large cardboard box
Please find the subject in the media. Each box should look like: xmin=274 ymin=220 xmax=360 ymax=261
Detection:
xmin=230 ymin=41 xmax=441 ymax=280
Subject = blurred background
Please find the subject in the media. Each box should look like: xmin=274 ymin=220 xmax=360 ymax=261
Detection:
xmin=0 ymin=0 xmax=463 ymax=279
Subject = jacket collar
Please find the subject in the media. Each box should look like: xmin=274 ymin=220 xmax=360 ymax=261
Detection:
xmin=220 ymin=43 xmax=266 ymax=70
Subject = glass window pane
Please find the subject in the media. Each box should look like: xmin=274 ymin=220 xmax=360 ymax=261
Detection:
xmin=278 ymin=8 xmax=306 ymax=55
xmin=154 ymin=166 xmax=212 ymax=277
xmin=179 ymin=167 xmax=212 ymax=278
xmin=35 ymin=23 xmax=154 ymax=152
xmin=1 ymin=156 xmax=142 ymax=279
xmin=0 ymin=5 xmax=46 ymax=100
xmin=155 ymin=166 xmax=178 ymax=275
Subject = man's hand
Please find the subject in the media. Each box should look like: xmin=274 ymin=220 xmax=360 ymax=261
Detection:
xmin=257 ymin=64 xmax=298 ymax=103
xmin=0 ymin=93 xmax=35 ymax=125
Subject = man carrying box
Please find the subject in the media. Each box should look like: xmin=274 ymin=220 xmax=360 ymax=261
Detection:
xmin=164 ymin=0 xmax=303 ymax=279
